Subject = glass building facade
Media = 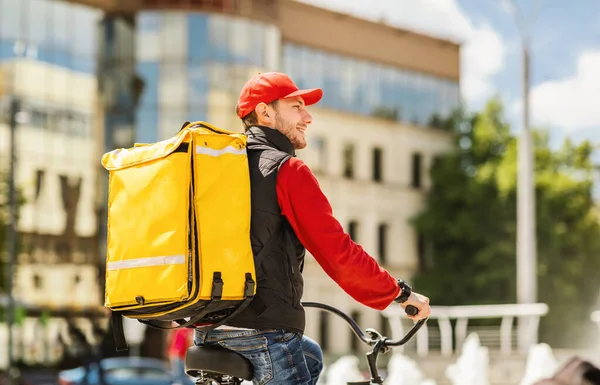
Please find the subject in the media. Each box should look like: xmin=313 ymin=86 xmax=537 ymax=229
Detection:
xmin=0 ymin=0 xmax=462 ymax=160
xmin=99 ymin=10 xmax=461 ymax=149
xmin=283 ymin=43 xmax=460 ymax=126
xmin=129 ymin=11 xmax=280 ymax=144
xmin=0 ymin=0 xmax=462 ymax=162
xmin=0 ymin=0 xmax=98 ymax=73
xmin=0 ymin=0 xmax=99 ymax=140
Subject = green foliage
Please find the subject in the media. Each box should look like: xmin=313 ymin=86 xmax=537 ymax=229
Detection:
xmin=0 ymin=170 xmax=25 ymax=299
xmin=0 ymin=170 xmax=9 ymax=297
xmin=371 ymin=106 xmax=400 ymax=122
xmin=411 ymin=98 xmax=600 ymax=347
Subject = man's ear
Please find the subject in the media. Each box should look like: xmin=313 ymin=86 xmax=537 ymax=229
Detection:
xmin=254 ymin=103 xmax=263 ymax=115
xmin=255 ymin=103 xmax=271 ymax=123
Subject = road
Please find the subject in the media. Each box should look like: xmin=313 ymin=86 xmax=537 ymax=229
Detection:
xmin=0 ymin=370 xmax=58 ymax=385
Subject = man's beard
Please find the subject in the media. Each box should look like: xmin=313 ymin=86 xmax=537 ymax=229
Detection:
xmin=275 ymin=113 xmax=305 ymax=150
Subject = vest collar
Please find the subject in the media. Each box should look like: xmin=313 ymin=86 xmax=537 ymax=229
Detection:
xmin=246 ymin=125 xmax=295 ymax=156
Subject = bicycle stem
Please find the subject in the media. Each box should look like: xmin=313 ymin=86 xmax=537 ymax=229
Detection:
xmin=366 ymin=338 xmax=387 ymax=384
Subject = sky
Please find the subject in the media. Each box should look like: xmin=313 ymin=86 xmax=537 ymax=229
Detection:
xmin=298 ymin=0 xmax=600 ymax=147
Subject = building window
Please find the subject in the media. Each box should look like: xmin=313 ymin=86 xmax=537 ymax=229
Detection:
xmin=372 ymin=147 xmax=383 ymax=182
xmin=377 ymin=223 xmax=388 ymax=264
xmin=348 ymin=221 xmax=358 ymax=241
xmin=417 ymin=232 xmax=434 ymax=271
xmin=282 ymin=43 xmax=460 ymax=125
xmin=343 ymin=143 xmax=355 ymax=179
xmin=350 ymin=310 xmax=361 ymax=353
xmin=379 ymin=314 xmax=391 ymax=339
xmin=33 ymin=274 xmax=43 ymax=289
xmin=310 ymin=137 xmax=328 ymax=174
xmin=34 ymin=169 xmax=45 ymax=200
xmin=411 ymin=153 xmax=422 ymax=188
xmin=319 ymin=311 xmax=330 ymax=353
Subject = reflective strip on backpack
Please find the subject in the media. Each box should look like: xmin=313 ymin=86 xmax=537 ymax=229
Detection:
xmin=107 ymin=255 xmax=186 ymax=271
xmin=196 ymin=145 xmax=246 ymax=157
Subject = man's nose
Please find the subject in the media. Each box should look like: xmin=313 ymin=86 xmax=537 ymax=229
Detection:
xmin=303 ymin=110 xmax=313 ymax=125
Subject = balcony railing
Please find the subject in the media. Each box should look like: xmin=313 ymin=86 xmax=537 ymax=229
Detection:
xmin=382 ymin=303 xmax=549 ymax=357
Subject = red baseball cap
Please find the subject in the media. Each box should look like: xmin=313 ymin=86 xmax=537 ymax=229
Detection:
xmin=236 ymin=72 xmax=323 ymax=118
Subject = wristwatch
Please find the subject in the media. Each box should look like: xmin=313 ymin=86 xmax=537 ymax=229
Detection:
xmin=394 ymin=279 xmax=412 ymax=303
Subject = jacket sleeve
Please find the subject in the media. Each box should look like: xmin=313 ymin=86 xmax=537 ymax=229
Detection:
xmin=276 ymin=157 xmax=401 ymax=310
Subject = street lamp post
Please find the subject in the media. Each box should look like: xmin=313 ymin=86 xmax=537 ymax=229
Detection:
xmin=516 ymin=26 xmax=537 ymax=351
xmin=504 ymin=0 xmax=544 ymax=351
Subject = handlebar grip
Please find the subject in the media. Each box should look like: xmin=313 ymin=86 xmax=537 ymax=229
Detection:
xmin=405 ymin=305 xmax=419 ymax=317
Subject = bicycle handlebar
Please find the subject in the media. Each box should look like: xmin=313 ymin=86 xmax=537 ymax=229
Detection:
xmin=301 ymin=302 xmax=427 ymax=347
xmin=405 ymin=305 xmax=419 ymax=317
xmin=302 ymin=301 xmax=428 ymax=384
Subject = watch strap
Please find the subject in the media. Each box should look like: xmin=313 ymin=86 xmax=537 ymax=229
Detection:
xmin=394 ymin=279 xmax=412 ymax=303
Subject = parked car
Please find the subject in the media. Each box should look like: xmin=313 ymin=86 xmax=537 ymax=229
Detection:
xmin=58 ymin=356 xmax=177 ymax=385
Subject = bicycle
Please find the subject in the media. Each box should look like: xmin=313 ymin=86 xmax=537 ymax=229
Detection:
xmin=184 ymin=302 xmax=427 ymax=385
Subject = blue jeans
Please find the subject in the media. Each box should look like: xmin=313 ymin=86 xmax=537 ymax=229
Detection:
xmin=195 ymin=329 xmax=324 ymax=385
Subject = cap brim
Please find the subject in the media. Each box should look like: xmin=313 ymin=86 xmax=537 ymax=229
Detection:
xmin=283 ymin=88 xmax=323 ymax=106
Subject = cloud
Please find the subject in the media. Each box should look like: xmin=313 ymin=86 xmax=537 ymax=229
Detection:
xmin=461 ymin=25 xmax=506 ymax=108
xmin=295 ymin=0 xmax=506 ymax=109
xmin=526 ymin=51 xmax=600 ymax=132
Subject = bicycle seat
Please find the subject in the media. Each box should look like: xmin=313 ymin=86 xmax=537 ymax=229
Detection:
xmin=185 ymin=345 xmax=254 ymax=381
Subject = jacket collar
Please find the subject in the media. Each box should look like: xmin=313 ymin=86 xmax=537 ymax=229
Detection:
xmin=246 ymin=125 xmax=295 ymax=156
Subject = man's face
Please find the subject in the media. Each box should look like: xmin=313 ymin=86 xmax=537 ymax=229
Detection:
xmin=266 ymin=97 xmax=313 ymax=150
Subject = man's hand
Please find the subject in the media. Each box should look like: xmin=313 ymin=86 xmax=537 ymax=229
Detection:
xmin=401 ymin=291 xmax=431 ymax=321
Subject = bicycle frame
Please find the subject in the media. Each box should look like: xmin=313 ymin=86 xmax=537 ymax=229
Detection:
xmin=302 ymin=302 xmax=428 ymax=385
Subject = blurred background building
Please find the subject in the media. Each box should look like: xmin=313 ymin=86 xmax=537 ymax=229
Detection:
xmin=0 ymin=0 xmax=460 ymax=366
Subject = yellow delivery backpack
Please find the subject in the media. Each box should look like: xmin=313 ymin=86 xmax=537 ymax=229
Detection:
xmin=101 ymin=121 xmax=256 ymax=351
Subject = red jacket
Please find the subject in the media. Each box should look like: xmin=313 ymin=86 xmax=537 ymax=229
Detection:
xmin=276 ymin=157 xmax=400 ymax=310
xmin=167 ymin=328 xmax=193 ymax=359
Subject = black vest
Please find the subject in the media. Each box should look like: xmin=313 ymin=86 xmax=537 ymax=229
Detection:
xmin=224 ymin=126 xmax=307 ymax=333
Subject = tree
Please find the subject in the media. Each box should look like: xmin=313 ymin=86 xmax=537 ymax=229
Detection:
xmin=411 ymin=98 xmax=600 ymax=347
xmin=0 ymin=170 xmax=25 ymax=299
xmin=0 ymin=170 xmax=9 ymax=293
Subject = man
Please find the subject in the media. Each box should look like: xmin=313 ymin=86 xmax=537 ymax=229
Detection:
xmin=167 ymin=327 xmax=195 ymax=385
xmin=195 ymin=72 xmax=431 ymax=385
